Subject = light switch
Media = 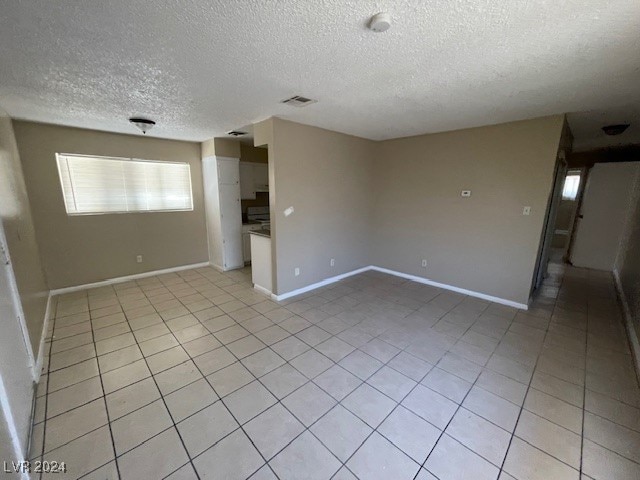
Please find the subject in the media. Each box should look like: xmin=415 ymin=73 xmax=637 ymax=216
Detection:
xmin=523 ymin=206 xmax=531 ymax=215
xmin=461 ymin=190 xmax=471 ymax=197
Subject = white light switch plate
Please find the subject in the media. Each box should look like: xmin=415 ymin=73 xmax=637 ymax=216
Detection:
xmin=461 ymin=190 xmax=471 ymax=197
xmin=523 ymin=206 xmax=531 ymax=215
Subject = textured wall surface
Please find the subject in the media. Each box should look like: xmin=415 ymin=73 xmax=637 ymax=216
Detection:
xmin=0 ymin=1 xmax=638 ymax=148
xmin=0 ymin=111 xmax=49 ymax=354
xmin=13 ymin=121 xmax=208 ymax=289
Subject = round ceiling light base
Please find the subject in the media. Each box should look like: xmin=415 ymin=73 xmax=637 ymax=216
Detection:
xmin=368 ymin=12 xmax=391 ymax=33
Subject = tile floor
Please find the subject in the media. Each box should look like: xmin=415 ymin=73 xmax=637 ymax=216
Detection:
xmin=29 ymin=263 xmax=640 ymax=479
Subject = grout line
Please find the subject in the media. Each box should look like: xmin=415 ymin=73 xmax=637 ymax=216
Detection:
xmin=40 ymin=265 xmax=640 ymax=480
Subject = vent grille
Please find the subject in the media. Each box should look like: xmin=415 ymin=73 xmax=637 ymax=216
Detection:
xmin=281 ymin=95 xmax=317 ymax=107
xmin=226 ymin=130 xmax=247 ymax=137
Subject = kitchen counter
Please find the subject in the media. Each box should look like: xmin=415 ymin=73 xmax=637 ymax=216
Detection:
xmin=249 ymin=229 xmax=271 ymax=238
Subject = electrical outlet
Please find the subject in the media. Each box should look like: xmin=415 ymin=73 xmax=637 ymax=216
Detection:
xmin=294 ymin=267 xmax=300 ymax=276
xmin=523 ymin=206 xmax=531 ymax=216
xmin=136 ymin=255 xmax=143 ymax=263
xmin=330 ymin=258 xmax=335 ymax=267
xmin=421 ymin=259 xmax=427 ymax=267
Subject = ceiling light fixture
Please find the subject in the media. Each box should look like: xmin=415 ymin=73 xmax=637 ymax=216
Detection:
xmin=368 ymin=12 xmax=391 ymax=33
xmin=602 ymin=124 xmax=630 ymax=136
xmin=227 ymin=130 xmax=247 ymax=137
xmin=129 ymin=117 xmax=156 ymax=134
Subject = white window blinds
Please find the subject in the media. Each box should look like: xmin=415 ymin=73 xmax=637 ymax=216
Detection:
xmin=56 ymin=154 xmax=193 ymax=215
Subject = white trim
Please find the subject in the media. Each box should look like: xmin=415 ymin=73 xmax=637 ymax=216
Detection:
xmin=253 ymin=284 xmax=272 ymax=297
xmin=33 ymin=292 xmax=53 ymax=382
xmin=613 ymin=269 xmax=640 ymax=385
xmin=271 ymin=267 xmax=372 ymax=301
xmin=50 ymin=262 xmax=211 ymax=296
xmin=0 ymin=375 xmax=30 ymax=480
xmin=369 ymin=266 xmax=529 ymax=310
xmin=270 ymin=265 xmax=529 ymax=310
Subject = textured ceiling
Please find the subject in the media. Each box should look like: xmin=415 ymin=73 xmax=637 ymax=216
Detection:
xmin=1 ymin=1 xmax=639 ymax=149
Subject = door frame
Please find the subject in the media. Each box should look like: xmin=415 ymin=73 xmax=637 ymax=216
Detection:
xmin=531 ymin=152 xmax=568 ymax=295
xmin=0 ymin=219 xmax=37 ymax=472
xmin=0 ymin=221 xmax=36 ymax=374
xmin=565 ymin=167 xmax=590 ymax=263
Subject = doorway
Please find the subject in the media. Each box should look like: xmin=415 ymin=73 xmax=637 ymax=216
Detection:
xmin=531 ymin=153 xmax=567 ymax=295
xmin=570 ymin=162 xmax=640 ymax=270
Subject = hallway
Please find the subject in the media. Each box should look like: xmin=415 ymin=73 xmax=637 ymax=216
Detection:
xmin=29 ymin=262 xmax=640 ymax=479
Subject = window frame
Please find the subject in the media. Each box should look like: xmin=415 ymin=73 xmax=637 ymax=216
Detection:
xmin=55 ymin=153 xmax=194 ymax=216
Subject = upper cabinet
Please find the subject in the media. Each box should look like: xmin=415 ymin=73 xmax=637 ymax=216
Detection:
xmin=240 ymin=162 xmax=269 ymax=199
xmin=254 ymin=164 xmax=268 ymax=192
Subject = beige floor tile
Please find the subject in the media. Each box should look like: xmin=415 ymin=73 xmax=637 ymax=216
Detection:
xmin=504 ymin=437 xmax=579 ymax=480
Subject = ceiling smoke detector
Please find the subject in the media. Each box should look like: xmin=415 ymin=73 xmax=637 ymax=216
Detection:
xmin=602 ymin=124 xmax=630 ymax=136
xmin=281 ymin=95 xmax=317 ymax=107
xmin=227 ymin=130 xmax=247 ymax=137
xmin=368 ymin=12 xmax=391 ymax=33
xmin=129 ymin=117 xmax=156 ymax=134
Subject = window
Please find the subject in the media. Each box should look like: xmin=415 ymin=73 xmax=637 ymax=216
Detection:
xmin=562 ymin=171 xmax=581 ymax=201
xmin=56 ymin=154 xmax=193 ymax=215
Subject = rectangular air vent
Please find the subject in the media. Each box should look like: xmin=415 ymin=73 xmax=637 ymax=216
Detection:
xmin=281 ymin=95 xmax=317 ymax=107
xmin=226 ymin=130 xmax=247 ymax=137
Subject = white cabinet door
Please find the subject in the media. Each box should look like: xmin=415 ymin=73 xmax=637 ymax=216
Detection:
xmin=254 ymin=164 xmax=269 ymax=190
xmin=239 ymin=163 xmax=256 ymax=199
xmin=219 ymin=184 xmax=243 ymax=269
xmin=217 ymin=159 xmax=240 ymax=185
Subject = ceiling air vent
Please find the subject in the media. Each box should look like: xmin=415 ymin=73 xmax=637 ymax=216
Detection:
xmin=281 ymin=95 xmax=317 ymax=107
xmin=226 ymin=130 xmax=247 ymax=137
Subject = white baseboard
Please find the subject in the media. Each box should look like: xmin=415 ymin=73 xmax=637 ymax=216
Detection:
xmin=613 ymin=269 xmax=640 ymax=385
xmin=33 ymin=292 xmax=53 ymax=382
xmin=369 ymin=266 xmax=529 ymax=310
xmin=50 ymin=262 xmax=211 ymax=296
xmin=271 ymin=267 xmax=372 ymax=301
xmin=253 ymin=284 xmax=272 ymax=297
xmin=271 ymin=265 xmax=528 ymax=310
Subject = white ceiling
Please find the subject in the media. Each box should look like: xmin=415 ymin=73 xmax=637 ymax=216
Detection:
xmin=1 ymin=1 xmax=639 ymax=150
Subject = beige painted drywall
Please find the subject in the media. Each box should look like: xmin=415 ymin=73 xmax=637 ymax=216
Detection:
xmin=0 ymin=112 xmax=49 ymax=354
xmin=13 ymin=121 xmax=208 ymax=289
xmin=269 ymin=118 xmax=375 ymax=294
xmin=616 ymin=165 xmax=640 ymax=342
xmin=201 ymin=138 xmax=241 ymax=158
xmin=240 ymin=143 xmax=268 ymax=164
xmin=372 ymin=115 xmax=564 ymax=305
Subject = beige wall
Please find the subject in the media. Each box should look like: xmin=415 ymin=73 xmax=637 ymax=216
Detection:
xmin=240 ymin=143 xmax=268 ymax=164
xmin=269 ymin=118 xmax=375 ymax=294
xmin=371 ymin=115 xmax=564 ymax=305
xmin=201 ymin=137 xmax=241 ymax=158
xmin=616 ymin=165 xmax=640 ymax=342
xmin=13 ymin=121 xmax=208 ymax=289
xmin=0 ymin=113 xmax=49 ymax=354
